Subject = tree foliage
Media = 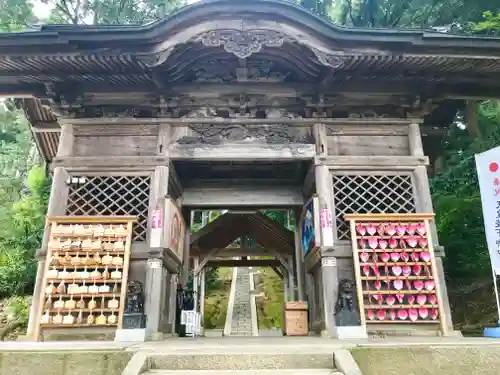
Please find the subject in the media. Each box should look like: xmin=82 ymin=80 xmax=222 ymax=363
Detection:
xmin=42 ymin=0 xmax=185 ymax=24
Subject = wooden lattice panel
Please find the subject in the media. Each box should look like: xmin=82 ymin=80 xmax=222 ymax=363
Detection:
xmin=332 ymin=174 xmax=416 ymax=240
xmin=66 ymin=176 xmax=150 ymax=241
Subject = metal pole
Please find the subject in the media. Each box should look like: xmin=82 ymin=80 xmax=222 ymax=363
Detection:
xmin=491 ymin=264 xmax=500 ymax=321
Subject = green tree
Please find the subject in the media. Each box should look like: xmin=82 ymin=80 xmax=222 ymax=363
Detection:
xmin=42 ymin=0 xmax=185 ymax=24
xmin=0 ymin=0 xmax=36 ymax=31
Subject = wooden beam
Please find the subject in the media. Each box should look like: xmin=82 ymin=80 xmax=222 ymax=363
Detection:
xmin=169 ymin=143 xmax=316 ymax=161
xmin=317 ymin=155 xmax=429 ymax=169
xmin=31 ymin=121 xmax=60 ymax=132
xmin=206 ymin=259 xmax=282 ymax=268
xmin=51 ymin=156 xmax=168 ymax=172
xmin=58 ymin=117 xmax=421 ymax=126
xmin=182 ymin=185 xmax=304 ymax=207
xmin=272 ymin=266 xmax=284 ymax=279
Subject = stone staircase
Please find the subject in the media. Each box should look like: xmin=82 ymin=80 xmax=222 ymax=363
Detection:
xmin=140 ymin=352 xmax=343 ymax=375
xmin=228 ymin=267 xmax=253 ymax=337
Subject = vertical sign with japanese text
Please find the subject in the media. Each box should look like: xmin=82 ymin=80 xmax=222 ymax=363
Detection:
xmin=149 ymin=208 xmax=163 ymax=248
xmin=476 ymin=146 xmax=500 ymax=275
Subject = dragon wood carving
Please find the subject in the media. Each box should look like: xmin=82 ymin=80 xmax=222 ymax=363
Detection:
xmin=177 ymin=124 xmax=313 ymax=145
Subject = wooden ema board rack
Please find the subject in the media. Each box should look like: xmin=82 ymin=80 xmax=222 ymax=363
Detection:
xmin=33 ymin=216 xmax=136 ymax=341
xmin=344 ymin=213 xmax=447 ymax=335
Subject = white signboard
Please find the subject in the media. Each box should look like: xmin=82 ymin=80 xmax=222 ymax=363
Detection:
xmin=322 ymin=257 xmax=337 ymax=267
xmin=320 ymin=208 xmax=334 ymax=247
xmin=149 ymin=208 xmax=163 ymax=248
xmin=476 ymin=146 xmax=500 ymax=275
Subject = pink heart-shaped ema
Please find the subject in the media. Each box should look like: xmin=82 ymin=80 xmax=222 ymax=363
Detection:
xmin=409 ymin=308 xmax=419 ymax=322
xmin=396 ymin=225 xmax=407 ymax=236
xmin=417 ymin=223 xmax=427 ymax=235
xmin=390 ymin=252 xmax=400 ymax=262
xmin=424 ymin=280 xmax=435 ymax=291
xmin=385 ymin=225 xmax=396 ymax=236
xmin=416 ymin=294 xmax=427 ymax=306
xmin=374 ymin=280 xmax=382 ymax=290
xmin=393 ymin=279 xmax=404 ymax=290
xmin=372 ymin=266 xmax=381 ymax=277
xmin=367 ymin=310 xmax=375 ymax=320
xmin=377 ymin=224 xmax=386 ymax=236
xmin=360 ymin=252 xmax=370 ymax=263
xmin=421 ymin=251 xmax=431 ymax=262
xmin=362 ymin=265 xmax=370 ymax=276
xmin=376 ymin=310 xmax=386 ymax=321
xmin=366 ymin=224 xmax=377 ymax=236
xmin=407 ymin=224 xmax=417 ymax=235
xmin=368 ymin=238 xmax=378 ymax=249
xmin=406 ymin=237 xmax=418 ymax=248
xmin=402 ymin=266 xmax=411 ymax=276
xmin=396 ymin=294 xmax=404 ymax=303
xmin=359 ymin=239 xmax=367 ymax=249
xmin=412 ymin=264 xmax=422 ymax=275
xmin=389 ymin=310 xmax=396 ymax=320
xmin=386 ymin=295 xmax=396 ymax=306
xmin=410 ymin=252 xmax=420 ymax=262
xmin=408 ymin=295 xmax=415 ymax=305
xmin=413 ymin=280 xmax=424 ymax=291
xmin=356 ymin=224 xmax=367 ymax=236
xmin=392 ymin=266 xmax=403 ymax=277
xmin=400 ymin=252 xmax=410 ymax=262
xmin=418 ymin=238 xmax=428 ymax=248
xmin=388 ymin=238 xmax=398 ymax=249
xmin=397 ymin=309 xmax=408 ymax=320
xmin=379 ymin=240 xmax=388 ymax=249
xmin=430 ymin=308 xmax=438 ymax=320
xmin=428 ymin=295 xmax=437 ymax=305
xmin=418 ymin=307 xmax=429 ymax=319
xmin=380 ymin=252 xmax=390 ymax=262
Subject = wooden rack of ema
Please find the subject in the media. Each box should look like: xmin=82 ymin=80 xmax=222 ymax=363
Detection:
xmin=345 ymin=213 xmax=447 ymax=336
xmin=33 ymin=216 xmax=136 ymax=341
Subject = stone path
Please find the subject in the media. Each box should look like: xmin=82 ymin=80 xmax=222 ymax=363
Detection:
xmin=229 ymin=267 xmax=253 ymax=337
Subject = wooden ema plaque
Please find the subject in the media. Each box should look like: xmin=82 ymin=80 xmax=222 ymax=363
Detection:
xmin=33 ymin=216 xmax=136 ymax=341
xmin=344 ymin=213 xmax=447 ymax=335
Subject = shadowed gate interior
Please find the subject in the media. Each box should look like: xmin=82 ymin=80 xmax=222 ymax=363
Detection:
xmin=173 ymin=159 xmax=312 ymax=337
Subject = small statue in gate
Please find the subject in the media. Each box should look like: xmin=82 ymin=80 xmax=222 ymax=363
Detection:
xmin=334 ymin=279 xmax=360 ymax=326
xmin=125 ymin=280 xmax=144 ymax=314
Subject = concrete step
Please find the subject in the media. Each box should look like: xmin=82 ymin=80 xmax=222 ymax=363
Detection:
xmin=149 ymin=353 xmax=336 ymax=370
xmin=146 ymin=370 xmax=342 ymax=375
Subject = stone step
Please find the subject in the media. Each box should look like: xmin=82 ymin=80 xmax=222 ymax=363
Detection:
xmin=146 ymin=370 xmax=341 ymax=375
xmin=149 ymin=353 xmax=336 ymax=370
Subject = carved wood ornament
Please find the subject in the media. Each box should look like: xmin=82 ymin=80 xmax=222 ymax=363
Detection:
xmin=177 ymin=124 xmax=313 ymax=145
xmin=196 ymin=29 xmax=286 ymax=59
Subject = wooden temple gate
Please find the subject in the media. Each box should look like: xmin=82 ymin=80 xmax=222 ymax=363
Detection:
xmin=2 ymin=0 xmax=500 ymax=340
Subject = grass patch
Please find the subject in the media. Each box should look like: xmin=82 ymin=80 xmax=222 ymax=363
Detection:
xmin=203 ymin=267 xmax=232 ymax=329
xmin=254 ymin=268 xmax=284 ymax=329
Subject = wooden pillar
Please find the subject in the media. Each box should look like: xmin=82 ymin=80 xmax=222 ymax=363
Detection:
xmin=285 ymin=256 xmax=294 ymax=300
xmin=315 ymin=164 xmax=338 ymax=337
xmin=294 ymin=231 xmax=305 ymax=300
xmin=27 ymin=167 xmax=69 ymax=338
xmin=306 ymin=273 xmax=315 ymax=333
xmin=56 ymin=123 xmax=74 ymax=157
xmin=410 ymin=121 xmax=454 ymax=332
xmin=146 ymin=165 xmax=169 ymax=339
xmin=193 ymin=256 xmax=200 ymax=311
xmin=145 ymin=258 xmax=165 ymax=339
xmin=283 ymin=269 xmax=289 ymax=303
xmin=200 ymin=267 xmax=206 ymax=335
